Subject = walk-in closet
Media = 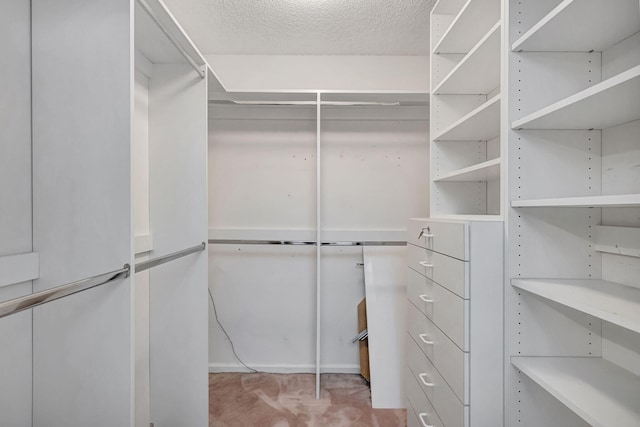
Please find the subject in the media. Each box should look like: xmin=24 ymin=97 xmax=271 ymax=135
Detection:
xmin=1 ymin=0 xmax=638 ymax=426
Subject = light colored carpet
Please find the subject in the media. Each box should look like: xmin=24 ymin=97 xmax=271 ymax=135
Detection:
xmin=209 ymin=373 xmax=406 ymax=427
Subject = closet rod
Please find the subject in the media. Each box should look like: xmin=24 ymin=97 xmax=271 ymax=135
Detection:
xmin=136 ymin=0 xmax=206 ymax=79
xmin=135 ymin=242 xmax=206 ymax=273
xmin=0 ymin=265 xmax=130 ymax=320
xmin=209 ymin=100 xmax=428 ymax=107
xmin=208 ymin=239 xmax=407 ymax=247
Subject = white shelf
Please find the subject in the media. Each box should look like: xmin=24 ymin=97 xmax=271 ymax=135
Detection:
xmin=512 ymin=0 xmax=640 ymax=52
xmin=511 ymin=194 xmax=640 ymax=208
xmin=433 ymin=22 xmax=501 ymax=95
xmin=512 ymin=357 xmax=640 ymax=427
xmin=431 ymin=214 xmax=503 ymax=221
xmin=512 ymin=278 xmax=640 ymax=334
xmin=512 ymin=65 xmax=640 ymax=130
xmin=433 ymin=0 xmax=501 ymax=54
xmin=434 ymin=95 xmax=501 ymax=141
xmin=435 ymin=158 xmax=500 ymax=182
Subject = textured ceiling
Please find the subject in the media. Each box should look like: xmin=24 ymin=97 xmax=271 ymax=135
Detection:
xmin=162 ymin=0 xmax=436 ymax=55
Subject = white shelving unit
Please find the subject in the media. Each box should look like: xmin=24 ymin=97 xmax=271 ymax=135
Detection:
xmin=512 ymin=279 xmax=640 ymax=334
xmin=435 ymin=158 xmax=501 ymax=182
xmin=430 ymin=0 xmax=503 ymax=218
xmin=433 ymin=0 xmax=501 ymax=54
xmin=433 ymin=22 xmax=501 ymax=95
xmin=512 ymin=65 xmax=640 ymax=130
xmin=512 ymin=357 xmax=640 ymax=427
xmin=511 ymin=194 xmax=640 ymax=208
xmin=506 ymin=1 xmax=640 ymax=426
xmin=434 ymin=95 xmax=501 ymax=141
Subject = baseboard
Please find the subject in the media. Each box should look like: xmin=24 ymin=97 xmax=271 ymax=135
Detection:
xmin=209 ymin=363 xmax=360 ymax=374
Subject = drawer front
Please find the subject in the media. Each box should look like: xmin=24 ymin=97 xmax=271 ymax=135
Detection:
xmin=407 ymin=268 xmax=434 ymax=319
xmin=409 ymin=245 xmax=469 ymax=299
xmin=406 ymin=367 xmax=445 ymax=427
xmin=407 ymin=303 xmax=467 ymax=403
xmin=433 ymin=285 xmax=469 ymax=351
xmin=408 ymin=219 xmax=469 ymax=261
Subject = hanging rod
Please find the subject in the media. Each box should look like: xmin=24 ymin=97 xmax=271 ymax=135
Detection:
xmin=136 ymin=0 xmax=206 ymax=79
xmin=209 ymin=100 xmax=428 ymax=107
xmin=208 ymin=239 xmax=406 ymax=247
xmin=135 ymin=242 xmax=206 ymax=273
xmin=0 ymin=265 xmax=130 ymax=320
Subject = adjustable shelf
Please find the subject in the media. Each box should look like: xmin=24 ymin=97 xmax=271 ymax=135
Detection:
xmin=434 ymin=95 xmax=500 ymax=141
xmin=512 ymin=0 xmax=640 ymax=52
xmin=512 ymin=278 xmax=640 ymax=334
xmin=435 ymin=158 xmax=500 ymax=182
xmin=511 ymin=194 xmax=640 ymax=208
xmin=512 ymin=357 xmax=640 ymax=427
xmin=433 ymin=22 xmax=501 ymax=95
xmin=512 ymin=65 xmax=640 ymax=130
xmin=433 ymin=0 xmax=501 ymax=54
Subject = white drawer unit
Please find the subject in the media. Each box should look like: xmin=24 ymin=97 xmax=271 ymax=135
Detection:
xmin=406 ymin=218 xmax=503 ymax=427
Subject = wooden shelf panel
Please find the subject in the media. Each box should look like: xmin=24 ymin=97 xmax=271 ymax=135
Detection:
xmin=435 ymin=158 xmax=500 ymax=182
xmin=512 ymin=278 xmax=640 ymax=334
xmin=511 ymin=194 xmax=640 ymax=208
xmin=512 ymin=0 xmax=640 ymax=52
xmin=512 ymin=357 xmax=640 ymax=427
xmin=434 ymin=95 xmax=500 ymax=141
xmin=433 ymin=22 xmax=501 ymax=95
xmin=433 ymin=0 xmax=501 ymax=54
xmin=512 ymin=65 xmax=640 ymax=130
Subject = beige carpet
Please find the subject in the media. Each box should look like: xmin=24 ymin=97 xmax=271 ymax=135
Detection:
xmin=209 ymin=373 xmax=406 ymax=427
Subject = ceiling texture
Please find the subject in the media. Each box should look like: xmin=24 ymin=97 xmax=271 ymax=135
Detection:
xmin=163 ymin=0 xmax=436 ymax=55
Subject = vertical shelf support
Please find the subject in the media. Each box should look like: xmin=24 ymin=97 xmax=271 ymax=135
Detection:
xmin=315 ymin=92 xmax=322 ymax=399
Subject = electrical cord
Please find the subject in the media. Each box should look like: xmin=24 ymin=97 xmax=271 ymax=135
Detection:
xmin=208 ymin=288 xmax=258 ymax=373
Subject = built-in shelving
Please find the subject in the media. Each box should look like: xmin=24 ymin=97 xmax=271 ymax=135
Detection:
xmin=512 ymin=278 xmax=640 ymax=334
xmin=435 ymin=158 xmax=500 ymax=182
xmin=512 ymin=65 xmax=640 ymax=130
xmin=512 ymin=0 xmax=640 ymax=52
xmin=434 ymin=95 xmax=500 ymax=141
xmin=512 ymin=357 xmax=640 ymax=427
xmin=434 ymin=22 xmax=501 ymax=94
xmin=511 ymin=194 xmax=640 ymax=208
xmin=433 ymin=0 xmax=501 ymax=54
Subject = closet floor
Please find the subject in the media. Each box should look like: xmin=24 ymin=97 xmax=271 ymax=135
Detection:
xmin=209 ymin=372 xmax=406 ymax=427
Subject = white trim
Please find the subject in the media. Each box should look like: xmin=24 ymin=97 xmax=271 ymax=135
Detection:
xmin=134 ymin=234 xmax=153 ymax=254
xmin=208 ymin=363 xmax=360 ymax=374
xmin=0 ymin=252 xmax=39 ymax=288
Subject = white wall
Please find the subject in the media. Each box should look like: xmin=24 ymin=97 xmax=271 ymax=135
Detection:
xmin=206 ymin=55 xmax=430 ymax=93
xmin=208 ymin=104 xmax=428 ymax=373
xmin=0 ymin=1 xmax=33 ymax=425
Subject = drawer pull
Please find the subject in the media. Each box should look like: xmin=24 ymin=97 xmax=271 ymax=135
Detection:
xmin=419 ymin=294 xmax=434 ymax=303
xmin=418 ymin=333 xmax=434 ymax=345
xmin=418 ymin=413 xmax=434 ymax=427
xmin=419 ymin=261 xmax=434 ymax=268
xmin=418 ymin=373 xmax=434 ymax=387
